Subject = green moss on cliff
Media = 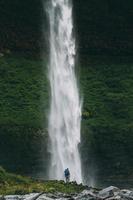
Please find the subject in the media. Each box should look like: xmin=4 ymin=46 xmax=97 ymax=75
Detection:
xmin=0 ymin=54 xmax=132 ymax=182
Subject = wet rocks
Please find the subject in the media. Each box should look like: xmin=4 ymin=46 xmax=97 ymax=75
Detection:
xmin=1 ymin=186 xmax=133 ymax=200
xmin=97 ymin=186 xmax=120 ymax=199
xmin=74 ymin=189 xmax=97 ymax=200
xmin=2 ymin=193 xmax=41 ymax=200
xmin=97 ymin=187 xmax=133 ymax=200
xmin=120 ymin=190 xmax=133 ymax=199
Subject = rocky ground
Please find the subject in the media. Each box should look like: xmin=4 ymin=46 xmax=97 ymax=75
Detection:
xmin=1 ymin=186 xmax=133 ymax=200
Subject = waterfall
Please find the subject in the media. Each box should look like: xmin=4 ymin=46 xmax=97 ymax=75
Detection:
xmin=46 ymin=0 xmax=82 ymax=183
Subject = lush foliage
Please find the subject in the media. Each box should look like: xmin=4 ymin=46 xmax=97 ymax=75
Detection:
xmin=0 ymin=54 xmax=132 ymax=184
xmin=0 ymin=55 xmax=49 ymax=174
xmin=0 ymin=167 xmax=85 ymax=195
xmin=80 ymin=56 xmax=133 ymax=183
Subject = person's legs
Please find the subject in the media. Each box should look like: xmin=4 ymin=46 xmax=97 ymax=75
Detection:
xmin=66 ymin=176 xmax=70 ymax=183
xmin=68 ymin=175 xmax=70 ymax=182
xmin=66 ymin=176 xmax=69 ymax=183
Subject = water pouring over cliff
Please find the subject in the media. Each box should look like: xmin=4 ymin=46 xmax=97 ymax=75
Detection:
xmin=46 ymin=0 xmax=82 ymax=183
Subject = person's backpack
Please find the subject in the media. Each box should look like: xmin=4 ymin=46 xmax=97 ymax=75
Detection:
xmin=64 ymin=169 xmax=69 ymax=177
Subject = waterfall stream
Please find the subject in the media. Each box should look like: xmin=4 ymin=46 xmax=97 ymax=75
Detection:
xmin=46 ymin=0 xmax=82 ymax=183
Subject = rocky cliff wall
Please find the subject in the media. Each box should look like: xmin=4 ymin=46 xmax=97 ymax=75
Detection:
xmin=0 ymin=0 xmax=133 ymax=55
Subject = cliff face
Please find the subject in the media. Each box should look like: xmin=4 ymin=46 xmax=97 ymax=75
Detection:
xmin=0 ymin=0 xmax=43 ymax=53
xmin=0 ymin=0 xmax=133 ymax=183
xmin=74 ymin=0 xmax=133 ymax=56
xmin=0 ymin=0 xmax=133 ymax=55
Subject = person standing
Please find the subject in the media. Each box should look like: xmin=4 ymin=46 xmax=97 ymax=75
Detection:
xmin=64 ymin=168 xmax=70 ymax=183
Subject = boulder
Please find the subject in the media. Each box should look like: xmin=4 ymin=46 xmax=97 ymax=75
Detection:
xmin=36 ymin=194 xmax=55 ymax=200
xmin=1 ymin=187 xmax=133 ymax=200
xmin=3 ymin=193 xmax=41 ymax=200
xmin=3 ymin=196 xmax=21 ymax=200
xmin=74 ymin=189 xmax=97 ymax=200
xmin=97 ymin=186 xmax=119 ymax=199
xmin=107 ymin=196 xmax=121 ymax=200
xmin=120 ymin=190 xmax=133 ymax=199
xmin=23 ymin=193 xmax=41 ymax=200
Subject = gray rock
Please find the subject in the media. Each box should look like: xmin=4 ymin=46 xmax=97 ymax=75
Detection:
xmin=23 ymin=193 xmax=41 ymax=200
xmin=37 ymin=191 xmax=96 ymax=200
xmin=38 ymin=197 xmax=52 ymax=200
xmin=106 ymin=195 xmax=121 ymax=200
xmin=120 ymin=190 xmax=133 ymax=199
xmin=2 ymin=187 xmax=133 ymax=200
xmin=98 ymin=186 xmax=119 ymax=199
xmin=3 ymin=196 xmax=21 ymax=200
xmin=3 ymin=194 xmax=41 ymax=200
xmin=74 ymin=189 xmax=97 ymax=200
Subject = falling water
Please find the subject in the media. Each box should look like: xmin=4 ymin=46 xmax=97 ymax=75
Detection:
xmin=46 ymin=0 xmax=82 ymax=183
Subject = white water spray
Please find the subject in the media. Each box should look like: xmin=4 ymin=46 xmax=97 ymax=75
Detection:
xmin=46 ymin=0 xmax=82 ymax=183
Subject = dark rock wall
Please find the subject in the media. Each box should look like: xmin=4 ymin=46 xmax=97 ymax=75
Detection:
xmin=0 ymin=0 xmax=133 ymax=183
xmin=0 ymin=0 xmax=43 ymax=53
xmin=74 ymin=0 xmax=133 ymax=55
xmin=0 ymin=0 xmax=133 ymax=55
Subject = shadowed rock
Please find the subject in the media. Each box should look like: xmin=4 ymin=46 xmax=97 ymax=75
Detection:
xmin=1 ymin=186 xmax=133 ymax=200
xmin=98 ymin=186 xmax=120 ymax=199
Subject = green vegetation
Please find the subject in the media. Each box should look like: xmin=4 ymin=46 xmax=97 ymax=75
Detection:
xmin=0 ymin=166 xmax=85 ymax=195
xmin=0 ymin=0 xmax=133 ymax=189
xmin=0 ymin=54 xmax=133 ymax=184
xmin=0 ymin=55 xmax=48 ymax=126
xmin=0 ymin=55 xmax=49 ymax=174
xmin=80 ymin=56 xmax=133 ymax=182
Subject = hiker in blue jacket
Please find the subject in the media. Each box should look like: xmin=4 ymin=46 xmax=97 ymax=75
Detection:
xmin=64 ymin=168 xmax=70 ymax=183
